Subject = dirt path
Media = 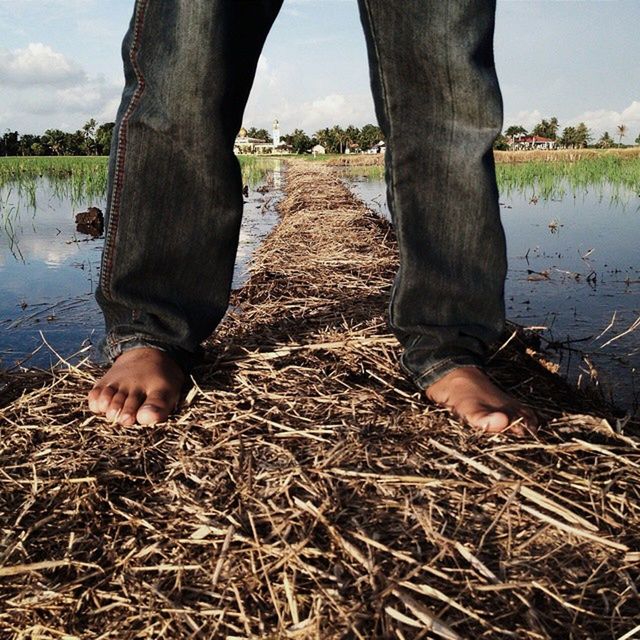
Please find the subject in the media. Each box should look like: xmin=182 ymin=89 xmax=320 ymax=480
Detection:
xmin=1 ymin=161 xmax=638 ymax=638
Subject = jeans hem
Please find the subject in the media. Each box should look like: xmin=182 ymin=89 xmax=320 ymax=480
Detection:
xmin=404 ymin=355 xmax=484 ymax=390
xmin=100 ymin=332 xmax=200 ymax=375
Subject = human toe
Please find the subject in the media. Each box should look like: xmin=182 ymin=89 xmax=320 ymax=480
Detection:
xmin=105 ymin=390 xmax=127 ymax=422
xmin=471 ymin=409 xmax=511 ymax=433
xmin=88 ymin=384 xmax=115 ymax=414
xmin=118 ymin=390 xmax=146 ymax=426
xmin=479 ymin=407 xmax=538 ymax=436
xmin=135 ymin=389 xmax=177 ymax=425
xmin=136 ymin=403 xmax=170 ymax=426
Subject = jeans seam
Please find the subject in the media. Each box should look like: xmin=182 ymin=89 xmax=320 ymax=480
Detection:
xmin=100 ymin=0 xmax=149 ymax=301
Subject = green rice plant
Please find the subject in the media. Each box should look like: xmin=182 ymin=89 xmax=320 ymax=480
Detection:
xmin=0 ymin=157 xmax=108 ymax=207
xmin=336 ymin=164 xmax=385 ymax=181
xmin=327 ymin=150 xmax=639 ymax=202
xmin=238 ymin=156 xmax=281 ymax=186
xmin=496 ymin=155 xmax=640 ymax=200
xmin=0 ymin=187 xmax=24 ymax=260
xmin=0 ymin=155 xmax=278 ymax=209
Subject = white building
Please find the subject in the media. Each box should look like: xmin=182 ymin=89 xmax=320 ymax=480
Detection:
xmin=233 ymin=119 xmax=290 ymax=154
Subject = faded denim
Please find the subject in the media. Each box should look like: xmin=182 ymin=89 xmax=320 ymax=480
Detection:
xmin=96 ymin=0 xmax=507 ymax=389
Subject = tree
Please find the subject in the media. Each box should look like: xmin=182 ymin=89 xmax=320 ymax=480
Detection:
xmin=560 ymin=124 xmax=590 ymax=149
xmin=246 ymin=127 xmax=272 ymax=143
xmin=314 ymin=127 xmax=333 ymax=152
xmin=635 ymin=133 xmax=640 ymax=146
xmin=617 ymin=124 xmax=627 ymax=147
xmin=597 ymin=131 xmax=614 ymax=148
xmin=532 ymin=117 xmax=559 ymax=140
xmin=575 ymin=122 xmax=592 ymax=148
xmin=282 ymin=129 xmax=312 ymax=154
xmin=19 ymin=134 xmax=40 ymax=156
xmin=1 ymin=130 xmax=19 ymax=156
xmin=96 ymin=122 xmax=115 ymax=155
xmin=65 ymin=130 xmax=88 ymax=155
xmin=505 ymin=125 xmax=527 ymax=138
xmin=82 ymin=118 xmax=98 ymax=155
xmin=43 ymin=129 xmax=66 ymax=155
xmin=561 ymin=127 xmax=576 ymax=148
xmin=344 ymin=124 xmax=361 ymax=152
xmin=30 ymin=142 xmax=46 ymax=156
xmin=358 ymin=123 xmax=383 ymax=151
xmin=493 ymin=133 xmax=509 ymax=150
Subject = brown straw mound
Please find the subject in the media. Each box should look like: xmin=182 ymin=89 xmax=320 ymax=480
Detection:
xmin=1 ymin=162 xmax=639 ymax=639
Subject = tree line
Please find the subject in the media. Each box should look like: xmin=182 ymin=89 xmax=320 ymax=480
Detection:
xmin=1 ymin=121 xmax=384 ymax=157
xmin=494 ymin=116 xmax=640 ymax=150
xmin=4 ymin=116 xmax=638 ymax=157
xmin=1 ymin=119 xmax=114 ymax=156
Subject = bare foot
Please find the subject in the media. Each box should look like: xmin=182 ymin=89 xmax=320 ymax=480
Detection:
xmin=425 ymin=366 xmax=538 ymax=436
xmin=88 ymin=347 xmax=184 ymax=426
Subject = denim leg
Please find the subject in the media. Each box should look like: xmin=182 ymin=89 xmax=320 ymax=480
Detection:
xmin=357 ymin=0 xmax=507 ymax=389
xmin=96 ymin=0 xmax=283 ymax=371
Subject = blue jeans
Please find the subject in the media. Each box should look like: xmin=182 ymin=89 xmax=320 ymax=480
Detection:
xmin=96 ymin=0 xmax=507 ymax=389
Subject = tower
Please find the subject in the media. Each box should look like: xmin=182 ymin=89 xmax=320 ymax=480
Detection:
xmin=272 ymin=119 xmax=280 ymax=147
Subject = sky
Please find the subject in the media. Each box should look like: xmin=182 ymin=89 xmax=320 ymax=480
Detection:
xmin=1 ymin=0 xmax=639 ymax=142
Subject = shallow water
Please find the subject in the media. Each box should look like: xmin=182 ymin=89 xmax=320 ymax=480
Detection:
xmin=0 ymin=162 xmax=282 ymax=369
xmin=347 ymin=175 xmax=640 ymax=414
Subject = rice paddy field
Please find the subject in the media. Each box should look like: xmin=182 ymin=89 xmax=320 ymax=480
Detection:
xmin=1 ymin=161 xmax=639 ymax=639
xmin=495 ymin=150 xmax=640 ymax=200
xmin=339 ymin=150 xmax=640 ymax=413
xmin=0 ymin=155 xmax=281 ymax=368
xmin=0 ymin=155 xmax=273 ymax=203
xmin=1 ymin=150 xmax=640 ymax=637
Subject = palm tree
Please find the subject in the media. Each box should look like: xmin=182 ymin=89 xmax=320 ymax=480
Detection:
xmin=597 ymin=131 xmax=614 ymax=148
xmin=44 ymin=129 xmax=66 ymax=155
xmin=82 ymin=118 xmax=98 ymax=155
xmin=617 ymin=124 xmax=627 ymax=147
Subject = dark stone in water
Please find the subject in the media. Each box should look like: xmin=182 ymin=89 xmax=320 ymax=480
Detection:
xmin=75 ymin=206 xmax=104 ymax=236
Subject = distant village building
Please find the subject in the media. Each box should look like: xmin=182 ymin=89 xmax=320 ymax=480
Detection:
xmin=234 ymin=119 xmax=290 ymax=154
xmin=234 ymin=127 xmax=268 ymax=154
xmin=509 ymin=134 xmax=556 ymax=151
xmin=366 ymin=140 xmax=386 ymax=154
xmin=312 ymin=144 xmax=326 ymax=156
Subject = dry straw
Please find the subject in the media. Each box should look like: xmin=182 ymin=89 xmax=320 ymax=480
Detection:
xmin=1 ymin=162 xmax=639 ymax=639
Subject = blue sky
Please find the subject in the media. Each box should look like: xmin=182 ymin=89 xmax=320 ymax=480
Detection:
xmin=1 ymin=0 xmax=639 ymax=142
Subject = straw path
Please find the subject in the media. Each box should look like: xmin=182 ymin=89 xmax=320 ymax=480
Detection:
xmin=1 ymin=161 xmax=639 ymax=639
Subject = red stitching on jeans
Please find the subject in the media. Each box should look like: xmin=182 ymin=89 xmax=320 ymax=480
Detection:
xmin=100 ymin=0 xmax=149 ymax=300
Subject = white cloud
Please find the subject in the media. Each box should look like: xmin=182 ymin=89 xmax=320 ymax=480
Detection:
xmin=504 ymin=102 xmax=640 ymax=140
xmin=0 ymin=43 xmax=122 ymax=133
xmin=255 ymin=54 xmax=279 ymax=89
xmin=504 ymin=109 xmax=543 ymax=131
xmin=0 ymin=43 xmax=85 ymax=87
xmin=297 ymin=93 xmax=372 ymax=130
xmin=246 ymin=53 xmax=376 ymax=135
xmin=96 ymin=96 xmax=121 ymax=123
xmin=567 ymin=101 xmax=640 ymax=138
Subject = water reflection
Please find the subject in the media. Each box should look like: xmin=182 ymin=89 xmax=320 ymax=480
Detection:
xmin=0 ymin=160 xmax=282 ymax=369
xmin=347 ymin=175 xmax=640 ymax=414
